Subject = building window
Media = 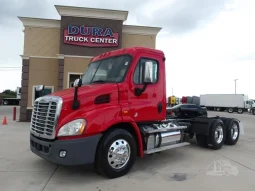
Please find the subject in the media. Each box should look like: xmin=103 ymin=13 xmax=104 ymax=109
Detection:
xmin=32 ymin=86 xmax=54 ymax=103
xmin=133 ymin=58 xmax=159 ymax=84
xmin=68 ymin=73 xmax=83 ymax=88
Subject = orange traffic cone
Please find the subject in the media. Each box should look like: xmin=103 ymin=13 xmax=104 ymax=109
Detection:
xmin=2 ymin=116 xmax=7 ymax=125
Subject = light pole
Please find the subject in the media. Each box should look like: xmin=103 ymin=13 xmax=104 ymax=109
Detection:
xmin=234 ymin=79 xmax=238 ymax=94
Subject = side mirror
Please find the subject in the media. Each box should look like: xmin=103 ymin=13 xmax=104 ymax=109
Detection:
xmin=143 ymin=61 xmax=153 ymax=84
xmin=72 ymin=78 xmax=82 ymax=110
xmin=73 ymin=78 xmax=82 ymax=87
xmin=35 ymin=85 xmax=44 ymax=92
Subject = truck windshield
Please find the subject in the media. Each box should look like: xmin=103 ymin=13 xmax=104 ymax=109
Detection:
xmin=81 ymin=55 xmax=132 ymax=85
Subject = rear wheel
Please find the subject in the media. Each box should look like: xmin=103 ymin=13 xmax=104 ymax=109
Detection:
xmin=95 ymin=128 xmax=137 ymax=179
xmin=237 ymin=108 xmax=243 ymax=114
xmin=227 ymin=108 xmax=233 ymax=113
xmin=207 ymin=119 xmax=225 ymax=150
xmin=225 ymin=119 xmax=240 ymax=145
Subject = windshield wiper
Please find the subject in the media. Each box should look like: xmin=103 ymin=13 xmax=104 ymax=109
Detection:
xmin=91 ymin=80 xmax=107 ymax=84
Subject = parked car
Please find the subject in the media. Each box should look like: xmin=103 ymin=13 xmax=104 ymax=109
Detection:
xmin=166 ymin=104 xmax=207 ymax=118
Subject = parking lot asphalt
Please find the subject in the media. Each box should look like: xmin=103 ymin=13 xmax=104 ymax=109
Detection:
xmin=0 ymin=106 xmax=255 ymax=191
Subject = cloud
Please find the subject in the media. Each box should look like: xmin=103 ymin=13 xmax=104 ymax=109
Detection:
xmin=236 ymin=52 xmax=255 ymax=61
xmin=0 ymin=0 xmax=233 ymax=32
xmin=0 ymin=0 xmax=156 ymax=28
xmin=0 ymin=0 xmax=50 ymax=26
xmin=137 ymin=0 xmax=236 ymax=34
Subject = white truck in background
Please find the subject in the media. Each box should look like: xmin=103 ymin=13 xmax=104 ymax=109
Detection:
xmin=1 ymin=87 xmax=21 ymax=105
xmin=200 ymin=94 xmax=255 ymax=114
xmin=248 ymin=99 xmax=255 ymax=115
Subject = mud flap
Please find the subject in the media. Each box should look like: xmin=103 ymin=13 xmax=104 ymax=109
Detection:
xmin=239 ymin=121 xmax=244 ymax=135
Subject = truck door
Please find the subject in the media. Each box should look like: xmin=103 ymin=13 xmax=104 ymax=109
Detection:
xmin=128 ymin=52 xmax=165 ymax=122
xmin=245 ymin=101 xmax=250 ymax=109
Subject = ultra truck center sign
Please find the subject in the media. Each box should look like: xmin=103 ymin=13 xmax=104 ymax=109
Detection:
xmin=64 ymin=25 xmax=119 ymax=47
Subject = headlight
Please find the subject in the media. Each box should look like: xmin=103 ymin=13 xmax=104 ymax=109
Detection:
xmin=57 ymin=119 xmax=86 ymax=137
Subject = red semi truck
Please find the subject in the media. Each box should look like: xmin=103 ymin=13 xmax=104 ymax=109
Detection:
xmin=30 ymin=47 xmax=243 ymax=178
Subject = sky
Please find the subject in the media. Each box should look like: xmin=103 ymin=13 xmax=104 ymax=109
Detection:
xmin=0 ymin=0 xmax=254 ymax=98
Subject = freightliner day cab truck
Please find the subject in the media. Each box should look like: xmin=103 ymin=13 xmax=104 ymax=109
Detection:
xmin=30 ymin=47 xmax=243 ymax=179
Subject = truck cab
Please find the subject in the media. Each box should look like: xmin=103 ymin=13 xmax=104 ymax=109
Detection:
xmin=30 ymin=47 xmax=243 ymax=179
xmin=247 ymin=99 xmax=255 ymax=115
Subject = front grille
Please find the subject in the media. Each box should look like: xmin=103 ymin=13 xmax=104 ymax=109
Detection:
xmin=30 ymin=96 xmax=62 ymax=140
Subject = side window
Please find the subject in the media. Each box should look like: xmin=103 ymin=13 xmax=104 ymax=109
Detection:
xmin=133 ymin=58 xmax=159 ymax=84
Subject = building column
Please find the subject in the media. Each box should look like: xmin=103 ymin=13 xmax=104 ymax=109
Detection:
xmin=58 ymin=54 xmax=64 ymax=91
xmin=19 ymin=56 xmax=30 ymax=122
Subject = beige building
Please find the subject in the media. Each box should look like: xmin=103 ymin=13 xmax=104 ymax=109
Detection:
xmin=18 ymin=5 xmax=162 ymax=121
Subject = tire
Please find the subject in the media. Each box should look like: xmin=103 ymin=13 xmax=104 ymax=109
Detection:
xmin=237 ymin=109 xmax=243 ymax=114
xmin=196 ymin=134 xmax=208 ymax=148
xmin=252 ymin=109 xmax=255 ymax=115
xmin=95 ymin=128 xmax=137 ymax=179
xmin=225 ymin=119 xmax=240 ymax=145
xmin=207 ymin=119 xmax=225 ymax=150
xmin=227 ymin=108 xmax=233 ymax=113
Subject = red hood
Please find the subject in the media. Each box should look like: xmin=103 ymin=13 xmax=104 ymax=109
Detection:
xmin=50 ymin=83 xmax=120 ymax=128
xmin=51 ymin=83 xmax=118 ymax=102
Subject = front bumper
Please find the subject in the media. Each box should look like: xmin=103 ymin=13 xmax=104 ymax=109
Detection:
xmin=30 ymin=134 xmax=102 ymax=165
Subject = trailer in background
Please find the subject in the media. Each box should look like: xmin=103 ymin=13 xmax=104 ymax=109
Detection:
xmin=181 ymin=96 xmax=200 ymax=106
xmin=200 ymin=94 xmax=254 ymax=114
xmin=167 ymin=96 xmax=181 ymax=107
xmin=1 ymin=87 xmax=21 ymax=105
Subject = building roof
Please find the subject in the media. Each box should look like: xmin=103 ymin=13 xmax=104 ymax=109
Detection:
xmin=54 ymin=5 xmax=129 ymax=21
xmin=18 ymin=5 xmax=162 ymax=36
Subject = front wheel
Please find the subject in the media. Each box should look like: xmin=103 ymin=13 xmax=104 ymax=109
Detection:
xmin=95 ymin=128 xmax=137 ymax=179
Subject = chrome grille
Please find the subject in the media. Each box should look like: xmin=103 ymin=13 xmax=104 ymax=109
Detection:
xmin=30 ymin=96 xmax=62 ymax=140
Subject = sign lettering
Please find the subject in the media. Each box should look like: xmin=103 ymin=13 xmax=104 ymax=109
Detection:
xmin=64 ymin=25 xmax=119 ymax=47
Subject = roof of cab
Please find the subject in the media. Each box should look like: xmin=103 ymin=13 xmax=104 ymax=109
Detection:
xmin=91 ymin=46 xmax=164 ymax=62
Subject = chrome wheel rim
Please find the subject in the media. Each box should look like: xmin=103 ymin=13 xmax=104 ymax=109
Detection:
xmin=107 ymin=139 xmax=131 ymax=169
xmin=231 ymin=124 xmax=239 ymax=140
xmin=215 ymin=126 xmax=224 ymax=144
xmin=238 ymin=109 xmax=242 ymax=113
